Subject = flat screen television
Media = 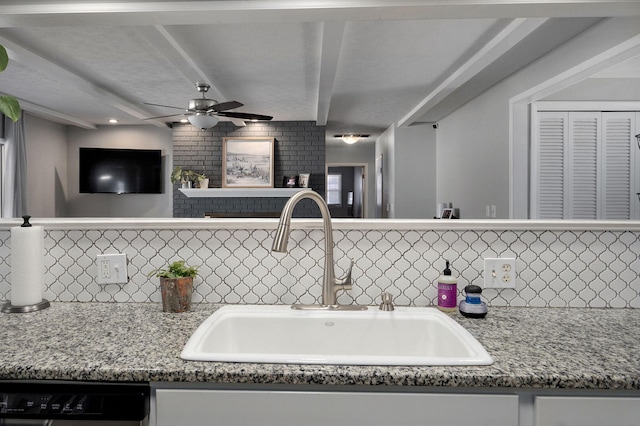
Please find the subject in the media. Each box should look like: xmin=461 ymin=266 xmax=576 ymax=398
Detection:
xmin=79 ymin=148 xmax=163 ymax=194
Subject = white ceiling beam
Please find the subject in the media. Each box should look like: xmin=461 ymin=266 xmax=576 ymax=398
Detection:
xmin=316 ymin=21 xmax=345 ymax=126
xmin=0 ymin=34 xmax=167 ymax=127
xmin=0 ymin=1 xmax=639 ymax=27
xmin=140 ymin=25 xmax=245 ymax=127
xmin=398 ymin=17 xmax=548 ymax=127
xmin=19 ymin=99 xmax=97 ymax=129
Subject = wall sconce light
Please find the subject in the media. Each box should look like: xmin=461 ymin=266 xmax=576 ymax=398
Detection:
xmin=335 ymin=134 xmax=370 ymax=144
xmin=188 ymin=114 xmax=219 ymax=130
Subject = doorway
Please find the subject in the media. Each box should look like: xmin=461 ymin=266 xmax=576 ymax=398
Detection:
xmin=326 ymin=164 xmax=366 ymax=218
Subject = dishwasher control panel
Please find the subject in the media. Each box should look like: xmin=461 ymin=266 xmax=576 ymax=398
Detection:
xmin=1 ymin=393 xmax=102 ymax=415
xmin=0 ymin=381 xmax=149 ymax=421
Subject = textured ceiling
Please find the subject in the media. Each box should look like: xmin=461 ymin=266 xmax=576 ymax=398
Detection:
xmin=0 ymin=1 xmax=638 ymax=145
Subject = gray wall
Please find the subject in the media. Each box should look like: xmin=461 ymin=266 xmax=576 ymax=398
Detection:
xmin=24 ymin=113 xmax=68 ymax=218
xmin=374 ymin=124 xmax=437 ymax=219
xmin=172 ymin=121 xmax=326 ymax=218
xmin=66 ymin=125 xmax=173 ymax=217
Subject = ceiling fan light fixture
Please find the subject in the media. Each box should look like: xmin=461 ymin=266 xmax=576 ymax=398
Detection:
xmin=188 ymin=114 xmax=219 ymax=129
xmin=336 ymin=134 xmax=369 ymax=144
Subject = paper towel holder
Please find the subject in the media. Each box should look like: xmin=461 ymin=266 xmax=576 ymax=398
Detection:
xmin=1 ymin=299 xmax=50 ymax=313
xmin=2 ymin=215 xmax=51 ymax=313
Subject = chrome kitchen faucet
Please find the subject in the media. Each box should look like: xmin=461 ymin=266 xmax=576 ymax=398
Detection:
xmin=272 ymin=189 xmax=366 ymax=310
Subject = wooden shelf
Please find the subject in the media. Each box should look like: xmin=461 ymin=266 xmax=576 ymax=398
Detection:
xmin=178 ymin=188 xmax=310 ymax=198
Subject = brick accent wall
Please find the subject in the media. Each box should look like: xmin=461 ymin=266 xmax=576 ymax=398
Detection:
xmin=172 ymin=121 xmax=326 ymax=218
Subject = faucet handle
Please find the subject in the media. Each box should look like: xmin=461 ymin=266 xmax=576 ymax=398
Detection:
xmin=335 ymin=259 xmax=354 ymax=290
xmin=379 ymin=292 xmax=395 ymax=311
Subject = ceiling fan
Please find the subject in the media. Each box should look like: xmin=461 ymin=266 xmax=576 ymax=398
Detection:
xmin=143 ymin=82 xmax=273 ymax=129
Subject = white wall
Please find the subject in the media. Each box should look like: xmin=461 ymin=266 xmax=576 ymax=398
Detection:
xmin=438 ymin=16 xmax=640 ymax=219
xmin=373 ymin=124 xmax=437 ymax=219
xmin=326 ymin=142 xmax=376 ymax=218
xmin=66 ymin=125 xmax=173 ymax=217
xmin=543 ymin=78 xmax=640 ymax=101
xmin=24 ymin=113 xmax=68 ymax=218
xmin=375 ymin=125 xmax=395 ymax=218
xmin=394 ymin=124 xmax=437 ymax=218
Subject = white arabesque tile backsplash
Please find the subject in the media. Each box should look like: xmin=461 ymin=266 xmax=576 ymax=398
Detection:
xmin=0 ymin=220 xmax=638 ymax=308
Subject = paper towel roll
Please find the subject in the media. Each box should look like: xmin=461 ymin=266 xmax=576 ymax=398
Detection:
xmin=11 ymin=225 xmax=45 ymax=306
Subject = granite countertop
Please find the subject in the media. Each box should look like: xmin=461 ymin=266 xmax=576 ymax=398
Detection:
xmin=1 ymin=302 xmax=639 ymax=390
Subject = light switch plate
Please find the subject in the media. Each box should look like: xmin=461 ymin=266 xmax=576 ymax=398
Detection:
xmin=484 ymin=257 xmax=516 ymax=289
xmin=96 ymin=253 xmax=128 ymax=284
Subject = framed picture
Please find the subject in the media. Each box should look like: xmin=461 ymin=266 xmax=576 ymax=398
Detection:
xmin=298 ymin=173 xmax=310 ymax=188
xmin=441 ymin=208 xmax=454 ymax=219
xmin=283 ymin=175 xmax=298 ymax=188
xmin=222 ymin=137 xmax=275 ymax=188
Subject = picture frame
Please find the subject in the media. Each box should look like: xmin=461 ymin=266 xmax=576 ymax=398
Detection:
xmin=283 ymin=175 xmax=298 ymax=188
xmin=298 ymin=173 xmax=310 ymax=188
xmin=222 ymin=137 xmax=275 ymax=188
xmin=441 ymin=208 xmax=454 ymax=219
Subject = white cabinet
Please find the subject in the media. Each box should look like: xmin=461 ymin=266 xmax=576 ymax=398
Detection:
xmin=535 ymin=396 xmax=640 ymax=426
xmin=155 ymin=389 xmax=518 ymax=426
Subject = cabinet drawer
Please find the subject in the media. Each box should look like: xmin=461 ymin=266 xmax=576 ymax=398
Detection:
xmin=536 ymin=396 xmax=640 ymax=426
xmin=156 ymin=389 xmax=518 ymax=426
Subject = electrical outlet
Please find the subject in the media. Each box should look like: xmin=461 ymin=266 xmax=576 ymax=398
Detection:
xmin=96 ymin=253 xmax=128 ymax=284
xmin=484 ymin=257 xmax=516 ymax=289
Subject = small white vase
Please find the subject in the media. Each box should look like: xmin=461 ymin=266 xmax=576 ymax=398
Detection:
xmin=199 ymin=178 xmax=209 ymax=189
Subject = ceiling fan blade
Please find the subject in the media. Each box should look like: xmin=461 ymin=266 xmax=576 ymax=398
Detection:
xmin=143 ymin=113 xmax=184 ymax=120
xmin=142 ymin=102 xmax=185 ymax=111
xmin=209 ymin=100 xmax=243 ymax=112
xmin=217 ymin=111 xmax=273 ymax=121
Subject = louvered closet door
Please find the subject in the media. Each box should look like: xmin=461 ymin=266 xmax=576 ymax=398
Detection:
xmin=567 ymin=112 xmax=600 ymax=219
xmin=602 ymin=112 xmax=634 ymax=219
xmin=535 ymin=110 xmax=638 ymax=219
xmin=536 ymin=112 xmax=567 ymax=219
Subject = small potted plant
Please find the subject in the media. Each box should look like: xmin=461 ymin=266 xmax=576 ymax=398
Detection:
xmin=171 ymin=166 xmax=208 ymax=189
xmin=195 ymin=172 xmax=208 ymax=189
xmin=148 ymin=260 xmax=199 ymax=313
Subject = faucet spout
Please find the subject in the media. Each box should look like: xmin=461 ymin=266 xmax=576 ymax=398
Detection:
xmin=271 ymin=190 xmax=365 ymax=310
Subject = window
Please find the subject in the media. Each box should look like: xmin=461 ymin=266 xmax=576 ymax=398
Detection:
xmin=326 ymin=173 xmax=342 ymax=206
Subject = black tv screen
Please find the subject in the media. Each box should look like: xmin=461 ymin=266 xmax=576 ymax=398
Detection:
xmin=79 ymin=148 xmax=162 ymax=194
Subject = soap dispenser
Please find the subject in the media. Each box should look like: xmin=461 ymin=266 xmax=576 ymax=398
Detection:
xmin=437 ymin=260 xmax=457 ymax=312
xmin=459 ymin=284 xmax=488 ymax=318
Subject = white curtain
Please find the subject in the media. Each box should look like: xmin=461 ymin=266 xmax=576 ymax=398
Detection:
xmin=2 ymin=115 xmax=27 ymax=218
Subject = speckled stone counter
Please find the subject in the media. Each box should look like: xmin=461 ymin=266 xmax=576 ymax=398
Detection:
xmin=1 ymin=303 xmax=639 ymax=390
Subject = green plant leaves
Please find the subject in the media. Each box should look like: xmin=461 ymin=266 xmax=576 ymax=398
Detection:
xmin=0 ymin=95 xmax=20 ymax=122
xmin=148 ymin=259 xmax=199 ymax=278
xmin=0 ymin=45 xmax=8 ymax=72
xmin=0 ymin=45 xmax=21 ymax=122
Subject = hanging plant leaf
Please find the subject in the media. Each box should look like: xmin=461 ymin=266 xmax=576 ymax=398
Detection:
xmin=0 ymin=45 xmax=8 ymax=72
xmin=0 ymin=95 xmax=21 ymax=122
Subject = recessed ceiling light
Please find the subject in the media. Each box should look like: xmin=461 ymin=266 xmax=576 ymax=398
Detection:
xmin=180 ymin=118 xmax=189 ymax=123
xmin=108 ymin=119 xmax=118 ymax=124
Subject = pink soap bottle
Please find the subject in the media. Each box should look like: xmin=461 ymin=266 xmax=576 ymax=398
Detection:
xmin=437 ymin=260 xmax=457 ymax=312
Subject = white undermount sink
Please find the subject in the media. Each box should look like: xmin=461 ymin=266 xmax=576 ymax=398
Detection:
xmin=181 ymin=305 xmax=493 ymax=366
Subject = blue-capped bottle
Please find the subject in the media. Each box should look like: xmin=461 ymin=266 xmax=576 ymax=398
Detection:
xmin=459 ymin=284 xmax=488 ymax=318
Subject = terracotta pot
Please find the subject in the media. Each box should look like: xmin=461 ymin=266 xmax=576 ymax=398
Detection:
xmin=160 ymin=277 xmax=193 ymax=313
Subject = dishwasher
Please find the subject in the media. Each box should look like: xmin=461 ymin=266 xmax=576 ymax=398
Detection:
xmin=0 ymin=381 xmax=149 ymax=425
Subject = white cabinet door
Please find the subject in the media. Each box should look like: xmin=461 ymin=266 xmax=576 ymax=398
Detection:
xmin=536 ymin=396 xmax=640 ymax=426
xmin=155 ymin=389 xmax=518 ymax=426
